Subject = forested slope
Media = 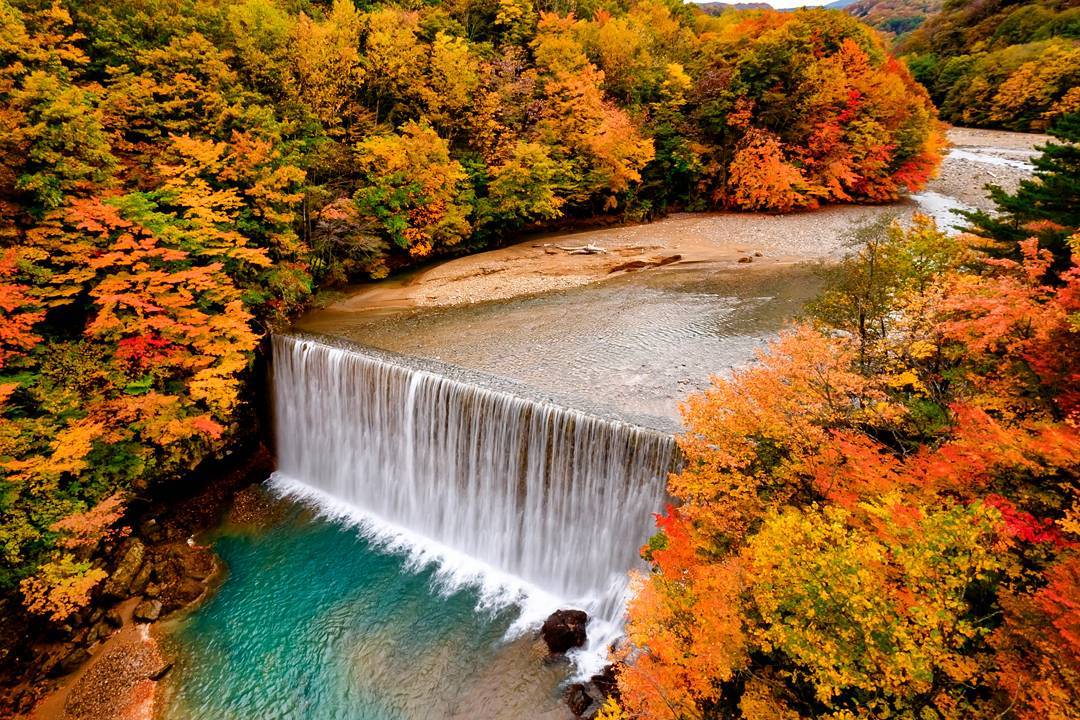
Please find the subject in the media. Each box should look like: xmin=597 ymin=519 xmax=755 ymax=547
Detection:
xmin=900 ymin=0 xmax=1080 ymax=130
xmin=846 ymin=0 xmax=941 ymax=38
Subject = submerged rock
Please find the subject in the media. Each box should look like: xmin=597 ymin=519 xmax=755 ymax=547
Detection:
xmin=541 ymin=609 xmax=588 ymax=654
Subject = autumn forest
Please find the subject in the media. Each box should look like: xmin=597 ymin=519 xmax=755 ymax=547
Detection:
xmin=0 ymin=0 xmax=1078 ymax=717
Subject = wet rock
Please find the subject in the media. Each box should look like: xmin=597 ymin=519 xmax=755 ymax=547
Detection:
xmin=147 ymin=660 xmax=173 ymax=681
xmin=171 ymin=578 xmax=206 ymax=608
xmin=541 ymin=609 xmax=588 ymax=654
xmin=104 ymin=607 xmax=123 ymax=628
xmin=133 ymin=599 xmax=162 ymax=623
xmin=53 ymin=647 xmax=90 ymax=676
xmin=101 ymin=539 xmax=145 ymax=599
xmin=180 ymin=546 xmax=215 ymax=581
xmin=590 ymin=664 xmax=619 ymax=699
xmin=139 ymin=518 xmax=165 ymax=544
xmin=565 ymin=683 xmax=595 ymax=716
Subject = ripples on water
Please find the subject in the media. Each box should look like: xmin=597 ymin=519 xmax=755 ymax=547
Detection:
xmin=159 ymin=505 xmax=572 ymax=720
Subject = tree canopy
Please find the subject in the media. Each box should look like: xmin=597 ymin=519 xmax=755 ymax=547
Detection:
xmin=605 ymin=136 xmax=1080 ymax=717
xmin=900 ymin=0 xmax=1080 ymax=131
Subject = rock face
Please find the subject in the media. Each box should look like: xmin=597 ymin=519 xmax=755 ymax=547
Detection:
xmin=564 ymin=665 xmax=620 ymax=718
xmin=133 ymin=600 xmax=162 ymax=623
xmin=52 ymin=647 xmax=90 ymax=677
xmin=101 ymin=540 xmax=146 ymax=600
xmin=565 ymin=683 xmax=594 ymax=716
xmin=540 ymin=609 xmax=588 ymax=654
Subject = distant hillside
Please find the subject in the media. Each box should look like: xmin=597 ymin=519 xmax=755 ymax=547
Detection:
xmin=695 ymin=1 xmax=772 ymax=13
xmin=845 ymin=0 xmax=941 ymax=37
xmin=900 ymin=0 xmax=1080 ymax=130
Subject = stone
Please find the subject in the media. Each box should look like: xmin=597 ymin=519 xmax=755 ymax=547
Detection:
xmin=565 ymin=683 xmax=594 ymax=717
xmin=738 ymin=255 xmax=753 ymax=263
xmin=133 ymin=599 xmax=162 ymax=623
xmin=53 ymin=647 xmax=90 ymax=676
xmin=101 ymin=539 xmax=146 ymax=599
xmin=540 ymin=609 xmax=588 ymax=654
xmin=139 ymin=518 xmax=165 ymax=543
xmin=129 ymin=563 xmax=152 ymax=596
xmin=104 ymin=607 xmax=123 ymax=628
xmin=85 ymin=621 xmax=111 ymax=645
xmin=144 ymin=583 xmax=161 ymax=599
xmin=180 ymin=547 xmax=215 ymax=581
xmin=147 ymin=660 xmax=173 ymax=681
xmin=590 ymin=665 xmax=618 ymax=698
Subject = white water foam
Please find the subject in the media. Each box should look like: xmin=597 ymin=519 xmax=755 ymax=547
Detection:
xmin=270 ymin=334 xmax=677 ymax=677
xmin=911 ymin=191 xmax=977 ymax=233
xmin=947 ymin=148 xmax=1035 ymax=171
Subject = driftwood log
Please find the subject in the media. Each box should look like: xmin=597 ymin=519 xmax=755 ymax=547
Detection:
xmin=549 ymin=244 xmax=608 ymax=255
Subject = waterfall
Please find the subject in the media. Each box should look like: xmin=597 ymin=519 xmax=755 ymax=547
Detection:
xmin=269 ymin=333 xmax=677 ymax=660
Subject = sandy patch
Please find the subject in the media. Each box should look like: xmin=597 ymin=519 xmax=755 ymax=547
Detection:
xmin=30 ymin=601 xmax=168 ymax=720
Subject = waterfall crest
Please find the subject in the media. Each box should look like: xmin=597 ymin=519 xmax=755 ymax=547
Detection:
xmin=270 ymin=333 xmax=676 ymax=642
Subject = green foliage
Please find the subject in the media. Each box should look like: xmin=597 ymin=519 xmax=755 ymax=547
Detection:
xmin=962 ymin=111 xmax=1080 ymax=274
xmin=810 ymin=214 xmax=968 ymax=367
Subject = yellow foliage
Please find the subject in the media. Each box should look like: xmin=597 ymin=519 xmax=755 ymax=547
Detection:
xmin=20 ymin=554 xmax=107 ymax=622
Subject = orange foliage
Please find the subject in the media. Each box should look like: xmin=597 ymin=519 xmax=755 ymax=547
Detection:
xmin=615 ymin=224 xmax=1080 ymax=717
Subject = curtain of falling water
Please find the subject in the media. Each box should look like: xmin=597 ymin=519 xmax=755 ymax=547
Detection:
xmin=271 ymin=334 xmax=676 ymax=616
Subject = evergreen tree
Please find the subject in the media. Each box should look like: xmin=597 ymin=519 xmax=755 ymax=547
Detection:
xmin=962 ymin=111 xmax=1080 ymax=275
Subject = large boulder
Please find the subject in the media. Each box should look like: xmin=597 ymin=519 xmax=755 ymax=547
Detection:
xmin=133 ymin=599 xmax=162 ymax=623
xmin=51 ymin=647 xmax=90 ymax=677
xmin=101 ymin=539 xmax=146 ymax=600
xmin=540 ymin=609 xmax=588 ymax=654
xmin=565 ymin=683 xmax=595 ymax=716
